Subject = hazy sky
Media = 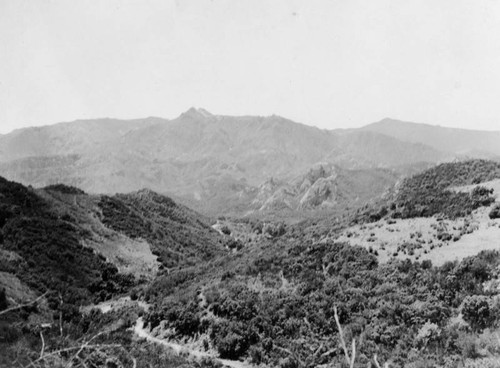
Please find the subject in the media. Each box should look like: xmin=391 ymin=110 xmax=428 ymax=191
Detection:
xmin=1 ymin=0 xmax=500 ymax=134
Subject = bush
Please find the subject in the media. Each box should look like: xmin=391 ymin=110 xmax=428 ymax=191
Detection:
xmin=210 ymin=321 xmax=258 ymax=359
xmin=462 ymin=295 xmax=491 ymax=332
xmin=165 ymin=302 xmax=203 ymax=336
xmin=0 ymin=288 xmax=7 ymax=311
xmin=44 ymin=184 xmax=85 ymax=195
xmin=220 ymin=225 xmax=231 ymax=235
xmin=489 ymin=204 xmax=500 ymax=219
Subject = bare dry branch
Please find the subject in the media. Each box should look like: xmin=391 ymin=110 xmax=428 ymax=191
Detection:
xmin=333 ymin=306 xmax=351 ymax=367
xmin=59 ymin=293 xmax=64 ymax=337
xmin=0 ymin=292 xmax=49 ymax=316
xmin=39 ymin=331 xmax=45 ymax=359
xmin=373 ymin=353 xmax=390 ymax=368
xmin=350 ymin=338 xmax=356 ymax=368
xmin=24 ymin=344 xmax=121 ymax=368
xmin=65 ymin=332 xmax=105 ymax=368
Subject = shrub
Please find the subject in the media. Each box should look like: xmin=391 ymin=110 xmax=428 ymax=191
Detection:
xmin=462 ymin=295 xmax=491 ymax=332
xmin=0 ymin=288 xmax=7 ymax=311
xmin=220 ymin=225 xmax=231 ymax=235
xmin=489 ymin=204 xmax=500 ymax=219
xmin=44 ymin=184 xmax=85 ymax=195
xmin=437 ymin=232 xmax=452 ymax=241
xmin=210 ymin=321 xmax=258 ymax=359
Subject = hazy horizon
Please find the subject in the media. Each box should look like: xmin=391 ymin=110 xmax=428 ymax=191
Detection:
xmin=2 ymin=0 xmax=500 ymax=134
xmin=3 ymin=107 xmax=500 ymax=136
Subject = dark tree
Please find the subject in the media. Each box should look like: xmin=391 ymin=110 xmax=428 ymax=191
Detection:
xmin=0 ymin=288 xmax=8 ymax=311
xmin=462 ymin=295 xmax=491 ymax=332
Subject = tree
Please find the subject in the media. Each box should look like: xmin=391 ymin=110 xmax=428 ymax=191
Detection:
xmin=462 ymin=295 xmax=491 ymax=332
xmin=0 ymin=288 xmax=7 ymax=311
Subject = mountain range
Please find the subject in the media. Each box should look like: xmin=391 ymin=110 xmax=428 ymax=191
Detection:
xmin=0 ymin=108 xmax=498 ymax=215
xmin=2 ymin=154 xmax=500 ymax=367
xmin=361 ymin=118 xmax=500 ymax=159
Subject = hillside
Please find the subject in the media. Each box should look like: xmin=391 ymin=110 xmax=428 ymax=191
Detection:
xmin=142 ymin=219 xmax=500 ymax=368
xmin=132 ymin=160 xmax=500 ymax=367
xmin=0 ymin=109 xmax=453 ymax=215
xmin=362 ymin=118 xmax=500 ymax=158
xmin=3 ymin=160 xmax=500 ymax=367
xmin=0 ymin=178 xmax=230 ymax=367
xmin=332 ymin=160 xmax=500 ymax=265
xmin=392 ymin=160 xmax=500 ymax=219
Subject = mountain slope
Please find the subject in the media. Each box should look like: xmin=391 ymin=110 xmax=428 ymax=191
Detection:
xmin=251 ymin=163 xmax=398 ymax=212
xmin=0 ymin=177 xmax=228 ymax=320
xmin=331 ymin=160 xmax=500 ymax=270
xmin=0 ymin=178 xmax=230 ymax=367
xmin=0 ymin=109 xmax=454 ymax=215
xmin=0 ymin=117 xmax=162 ymax=161
xmin=362 ymin=118 xmax=500 ymax=158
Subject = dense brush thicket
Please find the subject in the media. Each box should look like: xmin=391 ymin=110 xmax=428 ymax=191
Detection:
xmin=0 ymin=178 xmax=133 ymax=308
xmin=0 ymin=177 xmax=142 ymax=366
xmin=393 ymin=160 xmax=500 ymax=219
xmin=351 ymin=160 xmax=500 ymax=223
xmin=0 ymin=178 xmax=231 ymax=368
xmin=44 ymin=183 xmax=86 ymax=195
xmin=145 ymin=238 xmax=500 ymax=367
xmin=2 ymin=159 xmax=500 ymax=368
xmin=98 ymin=190 xmax=226 ymax=269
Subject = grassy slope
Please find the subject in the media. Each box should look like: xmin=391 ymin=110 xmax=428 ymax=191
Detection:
xmin=333 ymin=160 xmax=500 ymax=266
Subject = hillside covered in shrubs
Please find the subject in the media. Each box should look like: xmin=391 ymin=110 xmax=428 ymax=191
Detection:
xmin=2 ymin=159 xmax=500 ymax=368
xmin=350 ymin=160 xmax=500 ymax=224
xmin=144 ymin=235 xmax=500 ymax=367
xmin=98 ymin=189 xmax=228 ymax=269
xmin=0 ymin=178 xmax=230 ymax=367
xmin=139 ymin=160 xmax=500 ymax=367
xmin=392 ymin=160 xmax=500 ymax=219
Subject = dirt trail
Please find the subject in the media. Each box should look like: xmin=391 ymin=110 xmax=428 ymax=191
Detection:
xmin=85 ymin=296 xmax=252 ymax=368
xmin=80 ymin=296 xmax=149 ymax=314
xmin=133 ymin=317 xmax=252 ymax=368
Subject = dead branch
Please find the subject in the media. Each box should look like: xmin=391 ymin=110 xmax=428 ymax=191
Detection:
xmin=39 ymin=331 xmax=45 ymax=359
xmin=59 ymin=293 xmax=64 ymax=337
xmin=274 ymin=345 xmax=306 ymax=368
xmin=65 ymin=332 xmax=105 ymax=368
xmin=24 ymin=344 xmax=121 ymax=368
xmin=373 ymin=353 xmax=390 ymax=368
xmin=0 ymin=292 xmax=49 ymax=316
xmin=333 ymin=306 xmax=356 ymax=368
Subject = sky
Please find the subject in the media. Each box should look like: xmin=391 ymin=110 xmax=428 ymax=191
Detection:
xmin=1 ymin=0 xmax=500 ymax=134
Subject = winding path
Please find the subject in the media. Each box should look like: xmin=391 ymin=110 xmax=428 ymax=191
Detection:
xmin=133 ymin=317 xmax=252 ymax=368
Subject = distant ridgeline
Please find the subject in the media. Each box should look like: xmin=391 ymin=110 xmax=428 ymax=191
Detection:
xmin=0 ymin=110 xmax=465 ymax=217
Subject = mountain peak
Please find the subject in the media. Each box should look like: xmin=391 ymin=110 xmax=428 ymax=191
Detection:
xmin=180 ymin=107 xmax=214 ymax=120
xmin=372 ymin=118 xmax=407 ymax=126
